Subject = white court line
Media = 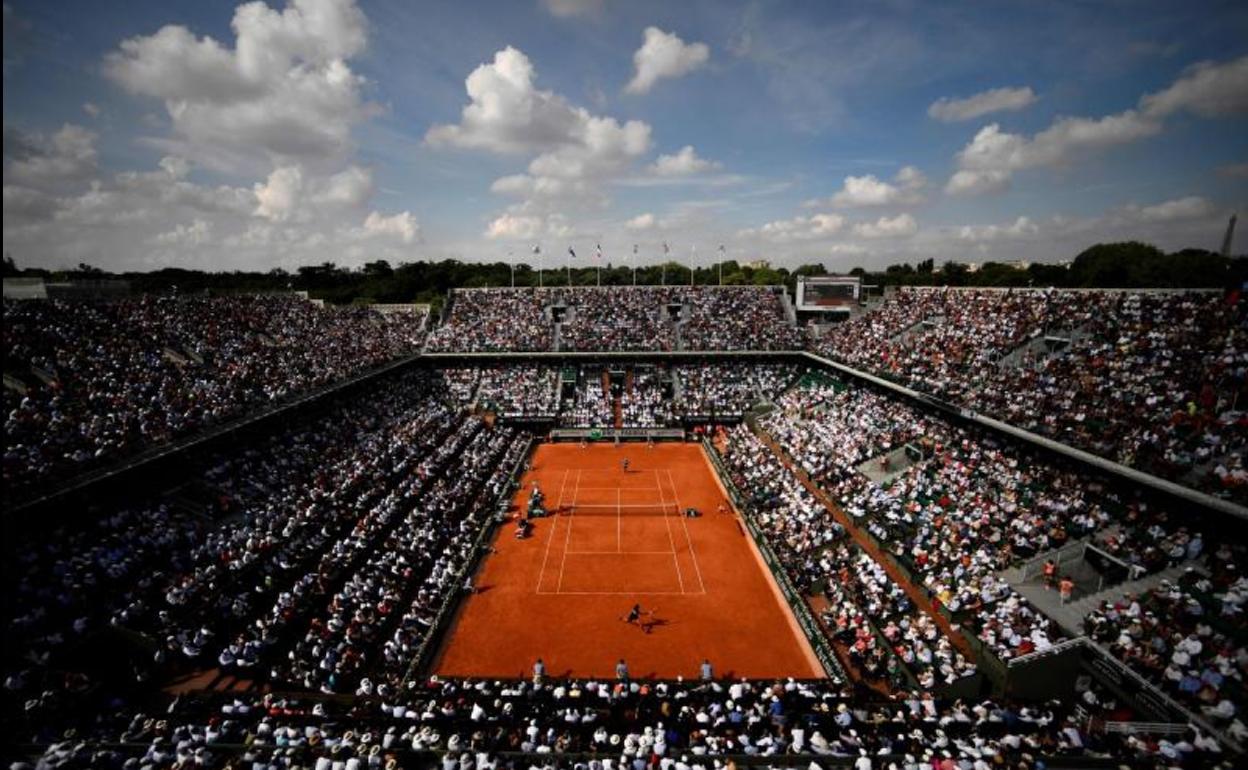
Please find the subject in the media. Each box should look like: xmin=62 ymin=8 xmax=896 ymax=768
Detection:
xmin=616 ymin=488 xmax=622 ymax=553
xmin=536 ymin=591 xmax=693 ymax=596
xmin=667 ymin=468 xmax=708 ymax=594
xmin=555 ymin=469 xmax=581 ymax=593
xmin=536 ymin=469 xmax=571 ymax=594
xmin=655 ymin=469 xmax=687 ymax=594
xmin=564 ymin=550 xmax=681 ymax=555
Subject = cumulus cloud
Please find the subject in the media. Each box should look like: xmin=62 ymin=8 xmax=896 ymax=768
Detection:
xmin=253 ymin=166 xmax=304 ymax=222
xmin=625 ymin=212 xmax=657 ymax=230
xmin=946 ymin=56 xmax=1248 ymax=196
xmin=103 ymin=0 xmax=371 ymax=171
xmin=429 ymin=45 xmax=650 ymax=220
xmin=946 ymin=112 xmax=1161 ymax=195
xmin=431 ymin=46 xmax=657 ymax=238
xmin=1132 ymin=195 xmax=1215 ymax=222
xmin=928 ymin=86 xmax=1037 ymax=122
xmin=957 ymin=216 xmax=1038 ymax=242
xmin=4 ymin=124 xmax=98 ymax=187
xmin=485 ymin=212 xmax=570 ymax=240
xmin=428 ymin=46 xmax=650 ymax=160
xmin=251 ymin=163 xmax=374 ymax=221
xmin=359 ymin=210 xmax=419 ymax=244
xmin=317 ymin=165 xmax=373 ymax=207
xmin=809 ymin=165 xmax=927 ymax=208
xmin=648 ymin=145 xmax=721 ymax=176
xmin=151 ymin=218 xmax=212 ymax=246
xmin=82 ymin=102 xmax=102 ymax=118
xmin=625 ymin=27 xmax=709 ymax=95
xmin=852 ymin=212 xmax=918 ymax=239
xmin=738 ymin=212 xmax=845 ymax=242
xmin=1140 ymin=56 xmax=1248 ymax=118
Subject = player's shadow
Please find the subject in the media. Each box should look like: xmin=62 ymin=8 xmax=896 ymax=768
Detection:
xmin=640 ymin=618 xmax=671 ymax=634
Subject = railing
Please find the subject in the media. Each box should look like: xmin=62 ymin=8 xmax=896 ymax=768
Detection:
xmin=1084 ymin=639 xmax=1241 ymax=753
xmin=1103 ymin=721 xmax=1191 ymax=736
xmin=1006 ymin=635 xmax=1087 ymax=668
xmin=7 ymin=743 xmax=1127 ymax=769
xmin=1017 ymin=539 xmax=1094 ymax=581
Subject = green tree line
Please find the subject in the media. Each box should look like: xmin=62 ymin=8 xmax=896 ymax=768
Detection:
xmin=4 ymin=242 xmax=1244 ymax=305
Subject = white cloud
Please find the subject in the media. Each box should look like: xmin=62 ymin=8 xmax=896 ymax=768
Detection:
xmin=928 ymin=86 xmax=1036 ymax=122
xmin=812 ymin=165 xmax=927 ymax=208
xmin=625 ymin=212 xmax=656 ymax=230
xmin=1140 ymin=55 xmax=1248 ymax=118
xmin=359 ymin=210 xmax=419 ymax=244
xmin=852 ymin=212 xmax=918 ymax=239
xmin=540 ymin=0 xmax=604 ymax=18
xmin=1133 ymin=195 xmax=1215 ymax=222
xmin=957 ymin=216 xmax=1038 ymax=242
xmin=317 ymin=165 xmax=373 ymax=207
xmin=253 ymin=166 xmax=304 ymax=222
xmin=625 ymin=27 xmax=709 ymax=95
xmin=648 ymin=145 xmax=721 ymax=177
xmin=151 ymin=218 xmax=212 ymax=246
xmin=82 ymin=102 xmax=101 ymax=118
xmin=946 ymin=56 xmax=1248 ymax=196
xmin=738 ymin=212 xmax=845 ymax=242
xmin=485 ymin=212 xmax=570 ymax=240
xmin=4 ymin=124 xmax=98 ymax=188
xmin=428 ymin=46 xmax=650 ymax=160
xmin=946 ymin=113 xmax=1161 ymax=195
xmin=103 ymin=0 xmax=371 ymax=171
xmin=431 ymin=46 xmax=656 ymax=238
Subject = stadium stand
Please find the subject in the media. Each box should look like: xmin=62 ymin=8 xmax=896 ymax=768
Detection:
xmin=424 ymin=286 xmax=800 ymax=353
xmin=6 ymin=284 xmax=1248 ymax=770
xmin=3 ymin=295 xmax=425 ymax=492
xmin=811 ymin=288 xmax=1248 ymax=502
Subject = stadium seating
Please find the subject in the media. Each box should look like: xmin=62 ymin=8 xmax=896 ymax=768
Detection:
xmin=7 ymin=285 xmax=1248 ymax=769
xmin=27 ymin=677 xmax=1214 ymax=770
xmin=812 ymin=288 xmax=1247 ymax=501
xmin=425 ymin=286 xmax=801 ymax=353
xmin=3 ymin=296 xmax=425 ymax=491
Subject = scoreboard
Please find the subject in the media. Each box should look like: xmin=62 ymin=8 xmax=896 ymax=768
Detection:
xmin=796 ymin=276 xmax=860 ymax=311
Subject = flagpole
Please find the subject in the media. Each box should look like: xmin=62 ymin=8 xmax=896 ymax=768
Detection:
xmin=689 ymin=245 xmax=695 ymax=287
xmin=509 ymin=250 xmax=515 ymax=288
xmin=632 ymin=245 xmax=638 ymax=286
xmin=718 ymin=245 xmax=725 ymax=286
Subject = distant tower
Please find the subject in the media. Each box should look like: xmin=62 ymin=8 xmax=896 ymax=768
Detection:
xmin=1221 ymin=214 xmax=1237 ymax=257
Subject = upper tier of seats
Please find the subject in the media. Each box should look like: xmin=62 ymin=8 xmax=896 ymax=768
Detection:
xmin=424 ymin=286 xmax=802 ymax=353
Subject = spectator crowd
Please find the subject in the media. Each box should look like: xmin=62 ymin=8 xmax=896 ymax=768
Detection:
xmin=425 ymin=287 xmax=800 ymax=354
xmin=814 ymin=288 xmax=1247 ymax=501
xmin=4 ymin=296 xmax=424 ymax=491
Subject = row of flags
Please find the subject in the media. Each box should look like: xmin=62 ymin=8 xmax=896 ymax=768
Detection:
xmin=529 ymin=244 xmax=726 ymax=260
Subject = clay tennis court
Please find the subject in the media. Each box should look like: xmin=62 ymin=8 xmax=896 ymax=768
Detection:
xmin=429 ymin=442 xmax=824 ymax=679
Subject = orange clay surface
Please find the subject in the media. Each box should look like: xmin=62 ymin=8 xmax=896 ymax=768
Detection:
xmin=429 ymin=442 xmax=824 ymax=680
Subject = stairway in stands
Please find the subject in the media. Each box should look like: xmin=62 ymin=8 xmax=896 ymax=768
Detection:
xmin=603 ymin=370 xmax=622 ymax=429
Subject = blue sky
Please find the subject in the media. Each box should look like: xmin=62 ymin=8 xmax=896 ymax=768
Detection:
xmin=3 ymin=0 xmax=1247 ymax=272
